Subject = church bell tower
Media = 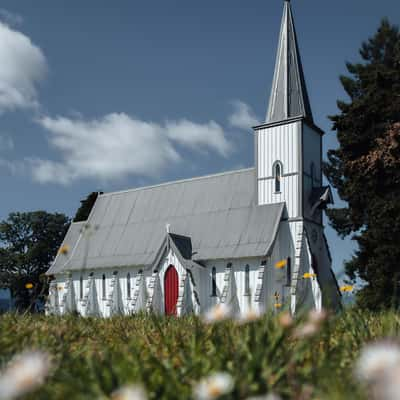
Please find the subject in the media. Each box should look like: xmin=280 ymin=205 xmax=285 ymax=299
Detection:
xmin=254 ymin=0 xmax=331 ymax=223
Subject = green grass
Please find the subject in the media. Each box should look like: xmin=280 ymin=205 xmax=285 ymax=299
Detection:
xmin=1 ymin=309 xmax=399 ymax=399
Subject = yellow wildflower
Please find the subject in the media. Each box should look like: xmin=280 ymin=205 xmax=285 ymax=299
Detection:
xmin=274 ymin=259 xmax=287 ymax=269
xmin=58 ymin=244 xmax=70 ymax=255
xmin=302 ymin=272 xmax=316 ymax=279
xmin=274 ymin=303 xmax=282 ymax=309
xmin=25 ymin=283 xmax=33 ymax=289
xmin=340 ymin=285 xmax=354 ymax=292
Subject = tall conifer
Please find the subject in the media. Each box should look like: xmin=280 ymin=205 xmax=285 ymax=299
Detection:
xmin=325 ymin=19 xmax=400 ymax=309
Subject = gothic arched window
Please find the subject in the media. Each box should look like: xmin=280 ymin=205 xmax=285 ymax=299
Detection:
xmin=79 ymin=275 xmax=83 ymax=299
xmin=244 ymin=264 xmax=250 ymax=296
xmin=273 ymin=161 xmax=282 ymax=193
xmin=127 ymin=273 xmax=131 ymax=298
xmin=211 ymin=267 xmax=217 ymax=297
xmin=102 ymin=274 xmax=106 ymax=299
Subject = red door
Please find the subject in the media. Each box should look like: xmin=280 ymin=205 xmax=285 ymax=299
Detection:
xmin=164 ymin=265 xmax=179 ymax=316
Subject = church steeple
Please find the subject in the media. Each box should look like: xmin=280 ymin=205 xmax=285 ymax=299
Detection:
xmin=266 ymin=0 xmax=313 ymax=124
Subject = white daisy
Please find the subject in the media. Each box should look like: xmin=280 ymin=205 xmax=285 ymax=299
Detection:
xmin=355 ymin=341 xmax=400 ymax=383
xmin=0 ymin=351 xmax=52 ymax=400
xmin=278 ymin=312 xmax=293 ymax=329
xmin=308 ymin=309 xmax=328 ymax=325
xmin=193 ymin=372 xmax=234 ymax=400
xmin=293 ymin=322 xmax=319 ymax=339
xmin=236 ymin=308 xmax=262 ymax=324
xmin=111 ymin=384 xmax=148 ymax=400
xmin=202 ymin=304 xmax=232 ymax=324
xmin=246 ymin=394 xmax=281 ymax=400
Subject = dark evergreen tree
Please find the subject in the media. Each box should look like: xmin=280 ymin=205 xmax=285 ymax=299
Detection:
xmin=73 ymin=192 xmax=102 ymax=222
xmin=0 ymin=211 xmax=70 ymax=311
xmin=324 ymin=19 xmax=400 ymax=309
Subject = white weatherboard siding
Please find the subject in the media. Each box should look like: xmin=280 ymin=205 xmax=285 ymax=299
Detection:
xmin=302 ymin=123 xmax=323 ymax=222
xmin=257 ymin=121 xmax=301 ymax=218
xmin=258 ymin=175 xmax=299 ymax=218
xmin=50 ymin=224 xmax=297 ymax=317
xmin=302 ymin=123 xmax=322 ymax=183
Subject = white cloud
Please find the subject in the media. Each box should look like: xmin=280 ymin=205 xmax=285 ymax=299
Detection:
xmin=166 ymin=119 xmax=231 ymax=157
xmin=30 ymin=113 xmax=232 ymax=184
xmin=0 ymin=22 xmax=46 ymax=112
xmin=228 ymin=100 xmax=259 ymax=130
xmin=0 ymin=9 xmax=23 ymax=26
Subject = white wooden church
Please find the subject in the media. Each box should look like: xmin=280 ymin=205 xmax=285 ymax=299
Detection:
xmin=46 ymin=1 xmax=341 ymax=317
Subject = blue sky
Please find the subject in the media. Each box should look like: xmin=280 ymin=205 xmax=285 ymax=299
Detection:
xmin=0 ymin=0 xmax=398 ymax=278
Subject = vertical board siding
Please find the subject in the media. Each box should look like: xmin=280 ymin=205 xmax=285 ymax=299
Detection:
xmin=56 ymin=225 xmax=296 ymax=317
xmin=258 ymin=175 xmax=298 ymax=217
xmin=302 ymin=123 xmax=322 ymax=221
xmin=257 ymin=121 xmax=300 ymax=178
xmin=257 ymin=121 xmax=300 ymax=218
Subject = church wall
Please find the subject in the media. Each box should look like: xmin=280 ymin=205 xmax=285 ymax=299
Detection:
xmin=258 ymin=175 xmax=299 ymax=218
xmin=201 ymin=223 xmax=295 ymax=314
xmin=257 ymin=121 xmax=301 ymax=176
xmin=61 ymin=268 xmax=146 ymax=317
xmin=201 ymin=258 xmax=262 ymax=313
xmin=302 ymin=123 xmax=323 ymax=223
xmin=50 ymin=223 xmax=296 ymax=317
xmin=304 ymin=222 xmax=341 ymax=309
xmin=257 ymin=120 xmax=301 ymax=218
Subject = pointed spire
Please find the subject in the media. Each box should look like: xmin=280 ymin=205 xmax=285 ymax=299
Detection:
xmin=266 ymin=1 xmax=313 ymax=123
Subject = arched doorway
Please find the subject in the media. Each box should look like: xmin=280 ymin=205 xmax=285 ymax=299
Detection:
xmin=164 ymin=265 xmax=179 ymax=316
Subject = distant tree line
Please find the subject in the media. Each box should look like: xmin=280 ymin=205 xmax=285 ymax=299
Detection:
xmin=0 ymin=192 xmax=100 ymax=311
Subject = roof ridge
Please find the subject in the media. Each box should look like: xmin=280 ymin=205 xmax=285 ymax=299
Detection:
xmin=99 ymin=167 xmax=255 ymax=197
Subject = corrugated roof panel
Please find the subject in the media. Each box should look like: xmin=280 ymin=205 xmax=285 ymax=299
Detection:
xmin=88 ymin=227 xmax=110 ymax=258
xmin=90 ymin=196 xmax=110 ymax=227
xmin=48 ymin=168 xmax=284 ymax=274
xmin=113 ymin=192 xmax=137 ymax=226
xmin=128 ymin=190 xmax=150 ymax=224
xmin=100 ymin=225 xmax=125 ymax=257
xmin=103 ymin=194 xmax=124 ymax=227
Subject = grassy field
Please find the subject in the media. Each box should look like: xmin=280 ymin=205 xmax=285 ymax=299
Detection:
xmin=0 ymin=309 xmax=399 ymax=400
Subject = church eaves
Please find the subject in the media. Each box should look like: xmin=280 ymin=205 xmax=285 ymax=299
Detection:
xmin=266 ymin=0 xmax=314 ymax=124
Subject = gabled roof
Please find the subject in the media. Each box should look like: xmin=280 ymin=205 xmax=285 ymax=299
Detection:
xmin=266 ymin=0 xmax=313 ymax=124
xmin=47 ymin=168 xmax=285 ymax=274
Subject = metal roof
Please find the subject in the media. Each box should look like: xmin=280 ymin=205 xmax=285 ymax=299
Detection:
xmin=266 ymin=0 xmax=313 ymax=124
xmin=48 ymin=168 xmax=285 ymax=274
